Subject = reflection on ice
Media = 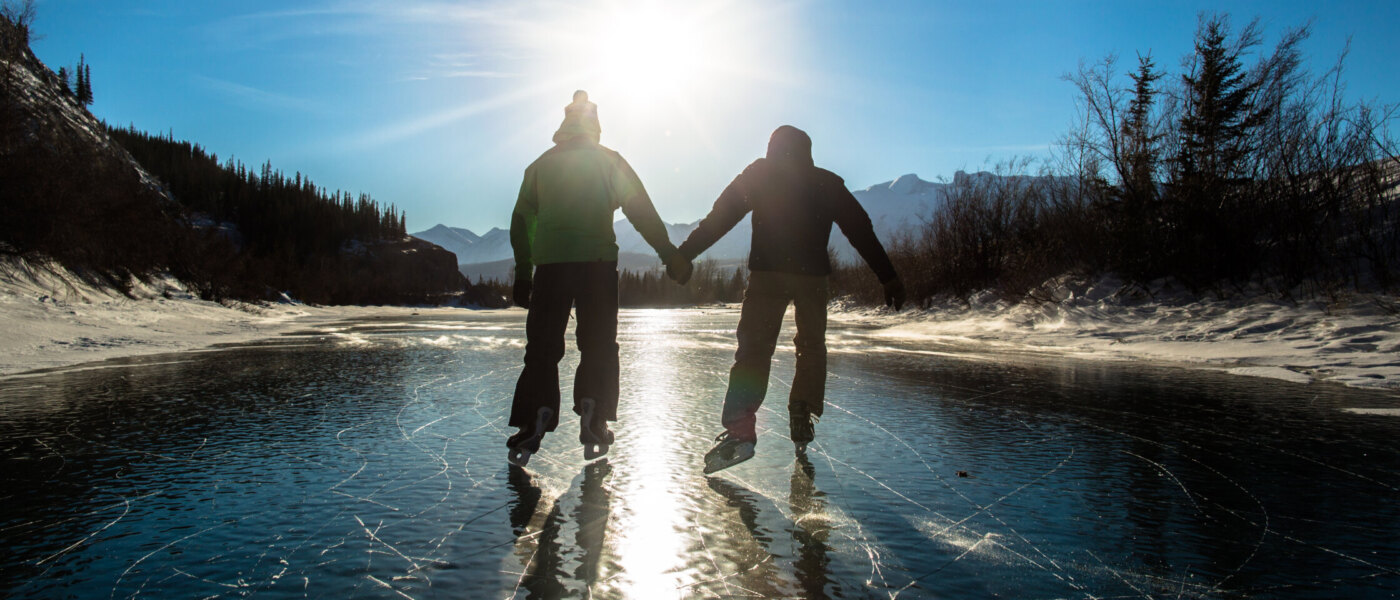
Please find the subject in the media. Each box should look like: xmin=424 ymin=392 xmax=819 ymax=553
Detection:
xmin=614 ymin=308 xmax=694 ymax=598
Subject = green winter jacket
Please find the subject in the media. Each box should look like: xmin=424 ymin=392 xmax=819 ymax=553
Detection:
xmin=510 ymin=136 xmax=678 ymax=282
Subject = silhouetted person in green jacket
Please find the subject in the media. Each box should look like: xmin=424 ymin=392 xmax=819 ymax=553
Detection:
xmin=507 ymin=90 xmax=691 ymax=467
xmin=678 ymin=125 xmax=905 ymax=474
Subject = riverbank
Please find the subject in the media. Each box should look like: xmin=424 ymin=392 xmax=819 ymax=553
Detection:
xmin=838 ymin=277 xmax=1400 ymax=392
xmin=3 ymin=260 xmax=1396 ymax=391
xmin=0 ymin=258 xmax=466 ymax=377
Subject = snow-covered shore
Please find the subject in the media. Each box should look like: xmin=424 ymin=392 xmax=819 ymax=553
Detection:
xmin=0 ymin=259 xmax=464 ymax=378
xmin=836 ymin=278 xmax=1400 ymax=392
xmin=3 ymin=260 xmax=1397 ymax=392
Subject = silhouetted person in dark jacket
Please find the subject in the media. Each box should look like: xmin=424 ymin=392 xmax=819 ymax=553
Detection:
xmin=679 ymin=125 xmax=905 ymax=473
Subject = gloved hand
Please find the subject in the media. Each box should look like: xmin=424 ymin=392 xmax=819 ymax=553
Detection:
xmin=883 ymin=277 xmax=906 ymax=311
xmin=666 ymin=253 xmax=693 ymax=285
xmin=513 ymin=279 xmax=532 ymax=309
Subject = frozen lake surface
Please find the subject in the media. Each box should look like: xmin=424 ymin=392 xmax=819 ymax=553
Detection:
xmin=2 ymin=309 xmax=1398 ymax=599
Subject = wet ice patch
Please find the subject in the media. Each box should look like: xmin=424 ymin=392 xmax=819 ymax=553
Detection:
xmin=909 ymin=517 xmax=1014 ymax=565
xmin=419 ymin=334 xmax=465 ymax=347
xmin=331 ymin=332 xmax=372 ymax=346
xmin=1225 ymin=366 xmax=1312 ymax=384
xmin=453 ymin=335 xmax=522 ymax=350
xmin=1342 ymin=408 xmax=1400 ymax=416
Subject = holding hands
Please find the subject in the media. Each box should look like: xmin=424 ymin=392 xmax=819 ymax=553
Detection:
xmin=666 ymin=253 xmax=693 ymax=285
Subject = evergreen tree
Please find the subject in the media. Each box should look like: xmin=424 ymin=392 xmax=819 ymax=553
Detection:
xmin=74 ymin=55 xmax=84 ymax=101
xmin=1111 ymin=54 xmax=1167 ymax=281
xmin=82 ymin=61 xmax=91 ymax=105
xmin=1169 ymin=14 xmax=1271 ymax=286
xmin=1121 ymin=54 xmax=1162 ymax=197
xmin=57 ymin=66 xmax=71 ymax=97
xmin=74 ymin=54 xmax=93 ymax=105
xmin=1176 ymin=15 xmax=1265 ymax=183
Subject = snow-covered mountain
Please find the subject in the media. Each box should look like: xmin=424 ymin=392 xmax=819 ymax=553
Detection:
xmin=854 ymin=173 xmax=945 ymax=233
xmin=417 ymin=172 xmax=957 ymax=274
xmin=414 ymin=224 xmax=480 ymax=260
xmin=412 ymin=225 xmax=511 ymax=265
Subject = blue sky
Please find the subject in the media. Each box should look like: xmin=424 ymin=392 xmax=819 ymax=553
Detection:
xmin=30 ymin=0 xmax=1400 ymax=234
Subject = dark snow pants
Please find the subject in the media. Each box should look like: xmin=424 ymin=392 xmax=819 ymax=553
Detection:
xmin=510 ymin=261 xmax=619 ymax=432
xmin=721 ymin=270 xmax=828 ymax=441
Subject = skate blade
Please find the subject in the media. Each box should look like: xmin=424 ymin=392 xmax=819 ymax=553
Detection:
xmin=583 ymin=443 xmax=609 ymax=461
xmin=794 ymin=442 xmax=808 ymax=456
xmin=703 ymin=449 xmax=755 ymax=475
xmin=507 ymin=447 xmax=532 ymax=468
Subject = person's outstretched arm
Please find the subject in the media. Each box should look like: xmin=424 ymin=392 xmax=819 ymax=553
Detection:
xmin=676 ymin=167 xmax=755 ymax=262
xmin=509 ymin=166 xmax=538 ymax=307
xmin=830 ymin=179 xmax=905 ymax=309
xmin=610 ymin=153 xmax=680 ymax=262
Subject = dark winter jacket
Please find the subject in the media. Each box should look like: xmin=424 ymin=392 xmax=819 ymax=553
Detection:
xmin=677 ymin=126 xmax=898 ymax=282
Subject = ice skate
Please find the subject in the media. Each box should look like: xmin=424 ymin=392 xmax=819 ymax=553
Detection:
xmin=703 ymin=431 xmax=756 ymax=474
xmin=791 ymin=412 xmax=818 ymax=456
xmin=578 ymin=397 xmax=614 ymax=461
xmin=507 ymin=406 xmax=554 ymax=467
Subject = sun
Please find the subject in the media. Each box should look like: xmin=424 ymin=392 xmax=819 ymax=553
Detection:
xmin=589 ymin=7 xmax=708 ymax=107
xmin=524 ymin=1 xmax=755 ymax=123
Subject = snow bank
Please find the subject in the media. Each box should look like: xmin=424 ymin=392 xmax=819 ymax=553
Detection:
xmin=835 ymin=277 xmax=1400 ymax=392
xmin=0 ymin=258 xmax=466 ymax=378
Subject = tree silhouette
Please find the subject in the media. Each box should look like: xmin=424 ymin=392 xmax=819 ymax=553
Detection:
xmin=1122 ymin=54 xmax=1163 ymax=199
xmin=81 ymin=61 xmax=91 ymax=105
xmin=1176 ymin=15 xmax=1265 ymax=184
xmin=73 ymin=53 xmax=92 ymax=105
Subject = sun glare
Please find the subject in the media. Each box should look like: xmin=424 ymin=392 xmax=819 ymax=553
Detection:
xmin=591 ymin=9 xmax=708 ymax=107
xmin=522 ymin=0 xmax=779 ymax=126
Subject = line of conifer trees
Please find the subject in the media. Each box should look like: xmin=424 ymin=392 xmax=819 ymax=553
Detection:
xmin=102 ymin=124 xmax=451 ymax=302
xmin=107 ymin=124 xmax=406 ymax=261
xmin=456 ymin=260 xmax=746 ymax=309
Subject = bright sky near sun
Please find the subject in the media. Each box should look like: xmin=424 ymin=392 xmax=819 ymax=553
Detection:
xmin=29 ymin=0 xmax=1400 ymax=234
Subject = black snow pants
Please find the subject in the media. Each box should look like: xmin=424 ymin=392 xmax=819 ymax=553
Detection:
xmin=721 ymin=270 xmax=828 ymax=441
xmin=510 ymin=261 xmax=620 ymax=432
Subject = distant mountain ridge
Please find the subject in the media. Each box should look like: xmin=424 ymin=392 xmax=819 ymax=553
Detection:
xmin=413 ymin=224 xmax=509 ymax=268
xmin=417 ymin=172 xmax=977 ymax=280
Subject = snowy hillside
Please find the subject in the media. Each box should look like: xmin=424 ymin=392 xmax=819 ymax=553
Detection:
xmin=3 ymin=19 xmax=464 ymax=305
xmin=1 ymin=25 xmax=167 ymax=200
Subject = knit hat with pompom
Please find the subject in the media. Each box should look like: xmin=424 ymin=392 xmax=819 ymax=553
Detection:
xmin=552 ymin=90 xmax=601 ymax=144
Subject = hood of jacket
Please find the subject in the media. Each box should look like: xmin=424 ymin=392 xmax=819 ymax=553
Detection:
xmin=766 ymin=125 xmax=814 ymax=167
